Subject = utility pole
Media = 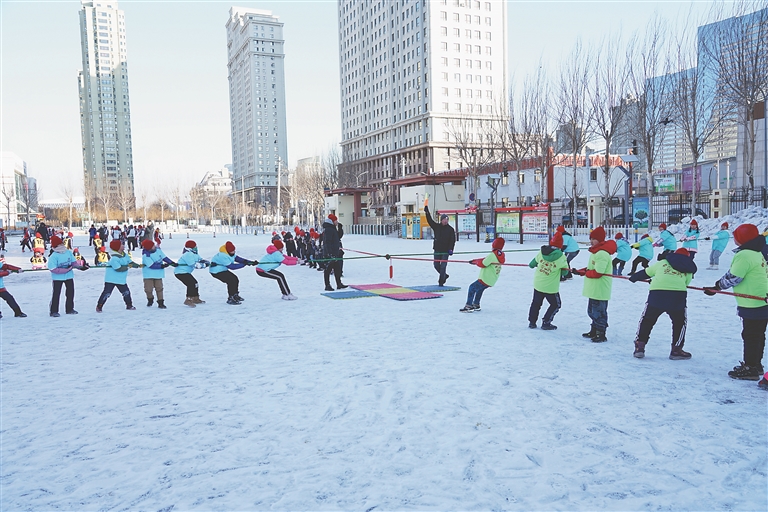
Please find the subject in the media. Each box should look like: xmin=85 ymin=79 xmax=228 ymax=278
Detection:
xmin=240 ymin=175 xmax=246 ymax=227
xmin=276 ymin=157 xmax=282 ymax=227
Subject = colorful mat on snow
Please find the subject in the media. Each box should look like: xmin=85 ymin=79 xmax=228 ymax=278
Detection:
xmin=321 ymin=283 xmax=461 ymax=301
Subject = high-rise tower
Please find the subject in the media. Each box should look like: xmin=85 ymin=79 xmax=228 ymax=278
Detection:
xmin=226 ymin=7 xmax=288 ymax=216
xmin=78 ymin=0 xmax=134 ymax=205
xmin=338 ymin=0 xmax=508 ymax=215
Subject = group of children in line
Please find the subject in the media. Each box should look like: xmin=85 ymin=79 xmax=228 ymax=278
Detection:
xmin=458 ymin=221 xmax=768 ymax=389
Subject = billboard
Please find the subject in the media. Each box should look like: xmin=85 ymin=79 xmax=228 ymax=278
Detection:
xmin=632 ymin=196 xmax=649 ymax=228
xmin=654 ymin=176 xmax=676 ymax=193
xmin=496 ymin=212 xmax=520 ymax=234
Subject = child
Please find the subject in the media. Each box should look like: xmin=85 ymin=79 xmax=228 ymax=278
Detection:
xmin=630 ymin=233 xmax=654 ymax=274
xmin=612 ymin=232 xmax=631 ymax=276
xmin=703 ymin=224 xmax=768 ymax=382
xmin=48 ymin=234 xmax=85 ymax=317
xmin=33 ymin=233 xmax=45 ymax=252
xmin=654 ymin=223 xmax=677 ymax=255
xmin=283 ymin=231 xmax=298 ymax=258
xmin=629 ymin=248 xmax=697 ymax=359
xmin=557 ymin=225 xmax=580 ymax=281
xmin=209 ymin=241 xmax=257 ymax=305
xmin=94 ymin=246 xmax=110 ymax=266
xmin=141 ymin=239 xmax=177 ymax=309
xmin=681 ymin=219 xmax=700 ymax=259
xmin=0 ymin=256 xmax=26 ymax=318
xmin=705 ymin=222 xmax=730 ymax=270
xmin=96 ymin=239 xmax=140 ymax=313
xmin=30 ymin=248 xmax=47 ymax=270
xmin=527 ymin=232 xmax=569 ymax=329
xmin=93 ymin=234 xmax=103 ymax=255
xmin=572 ymin=226 xmax=616 ymax=342
xmin=460 ymin=237 xmax=505 ymax=313
xmin=174 ymin=240 xmax=209 ymax=307
xmin=255 ymin=239 xmax=299 ymax=300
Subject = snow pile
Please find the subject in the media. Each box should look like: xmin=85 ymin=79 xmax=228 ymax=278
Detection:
xmin=656 ymin=205 xmax=768 ymax=238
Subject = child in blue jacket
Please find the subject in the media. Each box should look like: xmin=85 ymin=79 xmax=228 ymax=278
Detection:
xmin=256 ymin=239 xmax=299 ymax=300
xmin=174 ymin=240 xmax=209 ymax=307
xmin=557 ymin=225 xmax=580 ymax=280
xmin=705 ymin=222 xmax=730 ymax=270
xmin=48 ymin=234 xmax=87 ymax=317
xmin=630 ymin=233 xmax=654 ymax=274
xmin=96 ymin=239 xmax=140 ymax=312
xmin=141 ymin=239 xmax=177 ymax=309
xmin=654 ymin=223 xmax=677 ymax=255
xmin=612 ymin=232 xmax=632 ymax=276
xmin=0 ymin=256 xmax=26 ymax=318
xmin=681 ymin=219 xmax=700 ymax=260
xmin=209 ymin=241 xmax=257 ymax=305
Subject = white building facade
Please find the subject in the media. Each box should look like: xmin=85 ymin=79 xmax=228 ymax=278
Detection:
xmin=0 ymin=152 xmax=35 ymax=228
xmin=226 ymin=7 xmax=289 ymax=214
xmin=78 ymin=0 xmax=134 ymax=201
xmin=337 ymin=0 xmax=508 ymax=216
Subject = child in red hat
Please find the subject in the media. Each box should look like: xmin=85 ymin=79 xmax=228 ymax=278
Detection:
xmin=703 ymin=223 xmax=768 ymax=382
xmin=255 ymin=239 xmax=299 ymax=300
xmin=47 ymin=234 xmax=86 ymax=317
xmin=174 ymin=240 xmax=210 ymax=307
xmin=612 ymin=232 xmax=632 ymax=276
xmin=96 ymin=239 xmax=140 ymax=313
xmin=681 ymin=219 xmax=700 ymax=259
xmin=527 ymin=232 xmax=569 ymax=329
xmin=572 ymin=226 xmax=616 ymax=342
xmin=141 ymin=239 xmax=178 ymax=309
xmin=705 ymin=222 xmax=730 ymax=270
xmin=209 ymin=241 xmax=257 ymax=304
xmin=0 ymin=255 xmax=26 ymax=318
xmin=460 ymin=237 xmax=505 ymax=312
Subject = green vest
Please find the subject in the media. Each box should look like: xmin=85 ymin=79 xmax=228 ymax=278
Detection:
xmin=582 ymin=250 xmax=613 ymax=300
xmin=532 ymin=251 xmax=568 ymax=294
xmin=646 ymin=259 xmax=692 ymax=291
xmin=729 ymin=249 xmax=768 ymax=308
xmin=477 ymin=252 xmax=502 ymax=287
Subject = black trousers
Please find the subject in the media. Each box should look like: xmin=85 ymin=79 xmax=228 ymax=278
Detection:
xmin=257 ymin=269 xmax=290 ymax=295
xmin=630 ymin=256 xmax=650 ymax=274
xmin=127 ymin=237 xmax=137 ymax=251
xmin=175 ymin=273 xmax=200 ymax=297
xmin=0 ymin=290 xmax=22 ymax=315
xmin=741 ymin=318 xmax=767 ymax=368
xmin=212 ymin=270 xmax=239 ymax=296
xmin=528 ymin=289 xmax=561 ymax=324
xmin=324 ymin=260 xmax=343 ymax=287
xmin=50 ymin=279 xmax=75 ymax=314
xmin=635 ymin=303 xmax=687 ymax=348
xmin=98 ymin=282 xmax=132 ymax=307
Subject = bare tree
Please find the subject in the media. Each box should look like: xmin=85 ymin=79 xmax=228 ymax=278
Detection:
xmin=628 ymin=16 xmax=673 ymax=229
xmin=671 ymin=10 xmax=724 ymax=215
xmin=522 ymin=66 xmax=555 ymax=201
xmin=60 ymin=181 xmax=76 ymax=229
xmin=115 ymin=182 xmax=134 ymax=223
xmin=446 ymin=115 xmax=499 ymax=204
xmin=589 ymin=34 xmax=631 ymax=221
xmin=96 ymin=180 xmax=114 ymax=224
xmin=82 ymin=182 xmax=95 ymax=225
xmin=0 ymin=181 xmax=13 ymax=229
xmin=321 ymin=144 xmax=342 ymax=190
xmin=703 ymin=0 xmax=768 ymax=202
xmin=137 ymin=186 xmax=152 ymax=223
xmin=556 ymin=40 xmax=593 ymax=218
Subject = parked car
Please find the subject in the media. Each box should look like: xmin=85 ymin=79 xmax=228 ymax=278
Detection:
xmin=561 ymin=214 xmax=588 ymax=227
xmin=667 ymin=208 xmax=708 ymax=224
xmin=609 ymin=213 xmax=627 ymax=225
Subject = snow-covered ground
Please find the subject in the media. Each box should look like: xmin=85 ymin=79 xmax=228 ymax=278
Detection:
xmin=1 ymin=227 xmax=766 ymax=510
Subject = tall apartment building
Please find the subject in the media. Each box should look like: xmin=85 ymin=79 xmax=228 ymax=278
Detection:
xmin=78 ymin=0 xmax=134 ymax=202
xmin=338 ymin=0 xmax=508 ymax=216
xmin=226 ymin=7 xmax=288 ymax=214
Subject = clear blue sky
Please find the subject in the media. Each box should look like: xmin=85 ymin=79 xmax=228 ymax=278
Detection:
xmin=1 ymin=0 xmax=717 ymax=201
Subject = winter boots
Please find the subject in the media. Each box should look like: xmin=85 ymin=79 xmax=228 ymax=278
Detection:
xmin=582 ymin=327 xmax=597 ymax=339
xmin=226 ymin=296 xmax=241 ymax=305
xmin=728 ymin=362 xmax=764 ymax=381
xmin=191 ymin=297 xmax=205 ymax=304
xmin=633 ymin=340 xmax=646 ymax=358
xmin=759 ymin=374 xmax=768 ymax=389
xmin=669 ymin=346 xmax=692 ymax=360
xmin=591 ymin=330 xmax=607 ymax=343
xmin=147 ymin=298 xmax=154 ymax=307
xmin=541 ymin=322 xmax=557 ymax=330
xmin=184 ymin=297 xmax=196 ymax=308
xmin=157 ymin=300 xmax=166 ymax=309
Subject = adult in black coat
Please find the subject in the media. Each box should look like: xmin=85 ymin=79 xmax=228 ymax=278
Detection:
xmin=322 ymin=214 xmax=348 ymax=291
xmin=424 ymin=205 xmax=456 ymax=286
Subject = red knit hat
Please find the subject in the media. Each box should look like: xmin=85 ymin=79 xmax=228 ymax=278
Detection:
xmin=590 ymin=226 xmax=606 ymax=243
xmin=675 ymin=248 xmax=690 ymax=257
xmin=721 ymin=222 xmax=729 ymax=229
xmin=225 ymin=241 xmax=236 ymax=254
xmin=614 ymin=232 xmax=624 ymax=239
xmin=185 ymin=240 xmax=197 ymax=248
xmin=109 ymin=240 xmax=123 ymax=251
xmin=99 ymin=246 xmax=106 ymax=252
xmin=549 ymin=232 xmax=564 ymax=249
xmin=50 ymin=235 xmax=63 ymax=248
xmin=734 ymin=223 xmax=760 ymax=246
xmin=273 ymin=239 xmax=284 ymax=250
xmin=328 ymin=214 xmax=338 ymax=222
xmin=491 ymin=237 xmax=505 ymax=250
xmin=659 ymin=223 xmax=667 ymax=230
xmin=690 ymin=219 xmax=698 ymax=227
xmin=141 ymin=239 xmax=155 ymax=251
xmin=556 ymin=225 xmax=565 ymax=234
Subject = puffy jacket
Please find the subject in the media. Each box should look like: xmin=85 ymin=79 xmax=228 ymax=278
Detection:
xmin=562 ymin=233 xmax=580 ymax=254
xmin=142 ymin=247 xmax=174 ymax=279
xmin=727 ymin=236 xmax=768 ymax=309
xmin=615 ymin=239 xmax=632 ymax=262
xmin=256 ymin=246 xmax=299 ymax=272
xmin=424 ymin=206 xmax=456 ymax=254
xmin=711 ymin=229 xmax=730 ymax=253
xmin=210 ymin=246 xmax=249 ymax=275
xmin=659 ymin=230 xmax=677 ymax=251
xmin=681 ymin=229 xmax=699 ymax=251
xmin=632 ymin=235 xmax=654 ymax=260
xmin=529 ymin=246 xmax=568 ymax=294
xmin=321 ymin=219 xmax=342 ymax=258
xmin=105 ymin=251 xmax=135 ymax=285
xmin=174 ymin=249 xmax=206 ymax=275
xmin=0 ymin=263 xmax=21 ymax=291
xmin=474 ymin=249 xmax=505 ymax=287
xmin=48 ymin=249 xmax=76 ymax=281
xmin=582 ymin=240 xmax=617 ymax=301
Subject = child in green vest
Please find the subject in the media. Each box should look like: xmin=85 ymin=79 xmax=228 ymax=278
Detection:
xmin=460 ymin=237 xmax=505 ymax=312
xmin=527 ymin=232 xmax=569 ymax=330
xmin=629 ymin=248 xmax=697 ymax=359
xmin=703 ymin=223 xmax=768 ymax=382
xmin=572 ymin=227 xmax=616 ymax=342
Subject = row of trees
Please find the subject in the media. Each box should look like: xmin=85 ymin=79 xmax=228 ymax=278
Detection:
xmin=446 ymin=0 xmax=767 ymax=227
